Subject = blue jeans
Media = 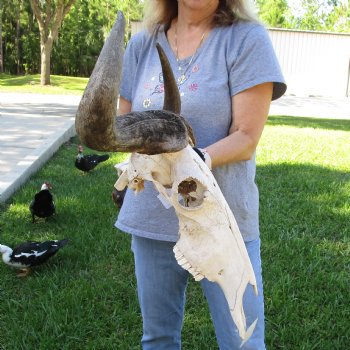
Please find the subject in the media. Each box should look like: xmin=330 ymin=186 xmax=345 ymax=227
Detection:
xmin=131 ymin=235 xmax=266 ymax=350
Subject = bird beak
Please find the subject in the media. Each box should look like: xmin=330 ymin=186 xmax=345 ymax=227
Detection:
xmin=75 ymin=11 xmax=195 ymax=154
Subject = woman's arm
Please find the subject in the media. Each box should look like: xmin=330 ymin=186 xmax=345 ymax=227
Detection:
xmin=118 ymin=96 xmax=132 ymax=115
xmin=205 ymin=82 xmax=273 ymax=168
xmin=118 ymin=82 xmax=272 ymax=168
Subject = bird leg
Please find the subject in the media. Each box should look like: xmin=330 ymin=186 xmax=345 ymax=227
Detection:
xmin=17 ymin=268 xmax=32 ymax=278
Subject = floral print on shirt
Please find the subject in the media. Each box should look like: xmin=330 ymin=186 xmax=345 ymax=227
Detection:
xmin=142 ymin=63 xmax=201 ymax=109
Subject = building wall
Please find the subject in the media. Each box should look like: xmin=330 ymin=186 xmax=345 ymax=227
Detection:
xmin=268 ymin=28 xmax=350 ymax=97
xmin=131 ymin=22 xmax=350 ymax=97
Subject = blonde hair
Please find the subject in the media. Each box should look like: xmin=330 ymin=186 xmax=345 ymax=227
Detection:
xmin=144 ymin=0 xmax=259 ymax=31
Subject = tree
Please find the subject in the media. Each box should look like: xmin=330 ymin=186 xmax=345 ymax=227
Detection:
xmin=1 ymin=0 xmax=143 ymax=77
xmin=14 ymin=0 xmax=22 ymax=75
xmin=0 ymin=0 xmax=28 ymax=74
xmin=296 ymin=0 xmax=326 ymax=30
xmin=51 ymin=0 xmax=143 ymax=77
xmin=324 ymin=1 xmax=350 ymax=32
xmin=0 ymin=0 xmax=3 ymax=73
xmin=86 ymin=0 xmax=143 ymax=40
xmin=287 ymin=0 xmax=350 ymax=32
xmin=29 ymin=0 xmax=76 ymax=85
xmin=256 ymin=0 xmax=291 ymax=28
xmin=255 ymin=0 xmax=350 ymax=32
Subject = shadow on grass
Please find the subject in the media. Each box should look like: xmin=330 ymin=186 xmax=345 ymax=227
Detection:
xmin=257 ymin=162 xmax=349 ymax=349
xmin=0 ymin=73 xmax=41 ymax=85
xmin=258 ymin=162 xmax=349 ymax=241
xmin=0 ymin=73 xmax=87 ymax=93
xmin=268 ymin=115 xmax=350 ymax=132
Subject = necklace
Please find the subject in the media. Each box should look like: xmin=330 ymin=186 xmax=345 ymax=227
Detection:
xmin=174 ymin=23 xmax=207 ymax=84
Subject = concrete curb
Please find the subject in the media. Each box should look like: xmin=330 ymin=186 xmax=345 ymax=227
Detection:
xmin=0 ymin=118 xmax=76 ymax=203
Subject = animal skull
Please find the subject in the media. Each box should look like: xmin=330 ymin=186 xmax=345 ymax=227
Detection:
xmin=77 ymin=11 xmax=258 ymax=344
xmin=115 ymin=146 xmax=258 ymax=343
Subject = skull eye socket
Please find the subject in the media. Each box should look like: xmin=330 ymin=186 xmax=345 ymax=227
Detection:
xmin=177 ymin=178 xmax=205 ymax=208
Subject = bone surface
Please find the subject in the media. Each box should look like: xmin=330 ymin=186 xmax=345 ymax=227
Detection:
xmin=115 ymin=147 xmax=258 ymax=343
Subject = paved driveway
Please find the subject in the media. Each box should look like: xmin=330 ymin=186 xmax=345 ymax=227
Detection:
xmin=269 ymin=95 xmax=350 ymax=119
xmin=0 ymin=92 xmax=81 ymax=202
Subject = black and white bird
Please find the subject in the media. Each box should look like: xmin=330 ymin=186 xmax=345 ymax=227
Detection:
xmin=29 ymin=182 xmax=56 ymax=223
xmin=75 ymin=145 xmax=109 ymax=172
xmin=0 ymin=239 xmax=68 ymax=277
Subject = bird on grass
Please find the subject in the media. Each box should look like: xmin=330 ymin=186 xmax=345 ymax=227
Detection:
xmin=75 ymin=145 xmax=109 ymax=172
xmin=0 ymin=239 xmax=68 ymax=277
xmin=29 ymin=182 xmax=55 ymax=223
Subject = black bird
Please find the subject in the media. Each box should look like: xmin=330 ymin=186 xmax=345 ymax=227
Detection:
xmin=0 ymin=239 xmax=69 ymax=277
xmin=75 ymin=145 xmax=109 ymax=172
xmin=29 ymin=182 xmax=55 ymax=223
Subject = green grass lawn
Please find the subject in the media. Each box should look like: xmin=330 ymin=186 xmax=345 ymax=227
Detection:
xmin=0 ymin=73 xmax=88 ymax=95
xmin=0 ymin=115 xmax=349 ymax=350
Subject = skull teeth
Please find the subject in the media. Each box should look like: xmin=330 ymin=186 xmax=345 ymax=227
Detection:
xmin=177 ymin=257 xmax=188 ymax=266
xmin=173 ymin=246 xmax=204 ymax=281
xmin=173 ymin=246 xmax=183 ymax=259
xmin=182 ymin=262 xmax=191 ymax=269
xmin=193 ymin=273 xmax=204 ymax=281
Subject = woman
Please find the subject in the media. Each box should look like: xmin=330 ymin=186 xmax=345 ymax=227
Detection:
xmin=116 ymin=0 xmax=286 ymax=349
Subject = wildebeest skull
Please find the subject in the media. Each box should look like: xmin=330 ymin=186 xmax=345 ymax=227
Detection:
xmin=76 ymin=11 xmax=258 ymax=344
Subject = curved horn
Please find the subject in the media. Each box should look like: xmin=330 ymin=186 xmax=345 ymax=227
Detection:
xmin=156 ymin=44 xmax=181 ymax=114
xmin=156 ymin=44 xmax=196 ymax=146
xmin=75 ymin=12 xmax=195 ymax=153
xmin=75 ymin=11 xmax=125 ymax=151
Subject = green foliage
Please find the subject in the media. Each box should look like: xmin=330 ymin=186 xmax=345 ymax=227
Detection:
xmin=0 ymin=116 xmax=349 ymax=349
xmin=51 ymin=0 xmax=143 ymax=77
xmin=51 ymin=0 xmax=102 ymax=77
xmin=1 ymin=0 xmax=143 ymax=77
xmin=256 ymin=0 xmax=350 ymax=32
xmin=1 ymin=0 xmax=349 ymax=77
xmin=324 ymin=1 xmax=350 ymax=32
xmin=1 ymin=0 xmax=39 ymax=74
xmin=256 ymin=0 xmax=291 ymax=28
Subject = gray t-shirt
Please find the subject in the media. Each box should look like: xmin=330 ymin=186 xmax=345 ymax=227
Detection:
xmin=115 ymin=21 xmax=286 ymax=242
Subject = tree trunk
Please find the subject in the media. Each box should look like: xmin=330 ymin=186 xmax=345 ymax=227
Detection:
xmin=40 ymin=39 xmax=53 ymax=85
xmin=0 ymin=1 xmax=3 ymax=73
xmin=16 ymin=2 xmax=21 ymax=75
xmin=29 ymin=0 xmax=76 ymax=86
